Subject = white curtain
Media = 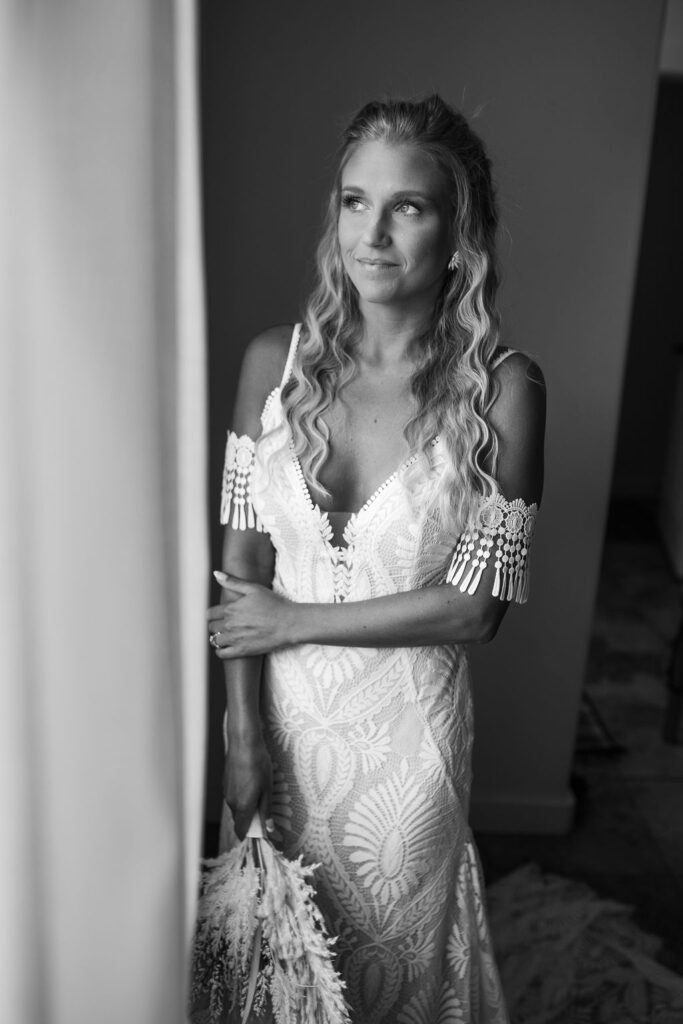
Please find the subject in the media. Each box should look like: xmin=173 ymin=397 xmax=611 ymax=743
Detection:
xmin=0 ymin=2 xmax=207 ymax=1022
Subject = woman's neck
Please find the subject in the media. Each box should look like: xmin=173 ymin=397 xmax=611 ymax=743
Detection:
xmin=356 ymin=300 xmax=433 ymax=366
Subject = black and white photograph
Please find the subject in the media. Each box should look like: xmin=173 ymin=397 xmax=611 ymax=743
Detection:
xmin=2 ymin=2 xmax=683 ymax=1023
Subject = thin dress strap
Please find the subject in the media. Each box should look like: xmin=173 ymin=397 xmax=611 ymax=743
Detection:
xmin=280 ymin=323 xmax=302 ymax=388
xmin=490 ymin=346 xmax=518 ymax=370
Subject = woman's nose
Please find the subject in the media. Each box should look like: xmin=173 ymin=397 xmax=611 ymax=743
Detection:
xmin=362 ymin=210 xmax=390 ymax=246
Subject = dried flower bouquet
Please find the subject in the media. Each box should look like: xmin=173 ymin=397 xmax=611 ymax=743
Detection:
xmin=191 ymin=815 xmax=351 ymax=1024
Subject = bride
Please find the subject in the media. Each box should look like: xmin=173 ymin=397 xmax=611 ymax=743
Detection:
xmin=207 ymin=93 xmax=545 ymax=1023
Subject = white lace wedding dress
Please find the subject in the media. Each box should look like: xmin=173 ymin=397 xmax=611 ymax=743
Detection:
xmin=219 ymin=325 xmax=529 ymax=1023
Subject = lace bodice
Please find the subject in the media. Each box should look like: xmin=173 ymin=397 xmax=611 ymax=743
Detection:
xmin=222 ymin=325 xmax=536 ymax=607
xmin=253 ymin=408 xmax=454 ymax=604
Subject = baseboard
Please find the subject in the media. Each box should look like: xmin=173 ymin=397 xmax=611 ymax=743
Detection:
xmin=470 ymin=788 xmax=575 ymax=835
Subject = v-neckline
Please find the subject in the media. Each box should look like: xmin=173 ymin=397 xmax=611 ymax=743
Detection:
xmin=288 ymin=437 xmax=441 ymax=552
xmin=267 ymin=381 xmax=441 ymax=551
xmin=288 ymin=444 xmax=408 ymax=550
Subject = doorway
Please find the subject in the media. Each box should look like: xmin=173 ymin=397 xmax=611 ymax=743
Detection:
xmin=571 ymin=71 xmax=683 ymax=963
xmin=610 ymin=75 xmax=683 ymax=530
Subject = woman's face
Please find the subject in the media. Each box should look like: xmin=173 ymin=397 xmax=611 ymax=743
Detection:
xmin=338 ymin=140 xmax=452 ymax=311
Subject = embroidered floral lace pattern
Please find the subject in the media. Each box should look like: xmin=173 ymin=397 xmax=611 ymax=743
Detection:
xmin=446 ymin=493 xmax=537 ymax=604
xmin=216 ymin=328 xmax=514 ymax=1023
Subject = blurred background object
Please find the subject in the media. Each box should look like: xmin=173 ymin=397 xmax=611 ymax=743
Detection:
xmin=0 ymin=2 xmax=207 ymax=1022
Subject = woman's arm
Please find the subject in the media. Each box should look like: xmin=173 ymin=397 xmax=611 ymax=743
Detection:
xmin=213 ymin=326 xmax=290 ymax=837
xmin=210 ymin=353 xmax=546 ymax=657
xmin=214 ymin=578 xmax=506 ymax=652
xmin=218 ymin=546 xmax=272 ymax=841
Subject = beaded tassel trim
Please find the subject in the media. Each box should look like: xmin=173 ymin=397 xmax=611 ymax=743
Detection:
xmin=446 ymin=494 xmax=538 ymax=604
xmin=220 ymin=431 xmax=264 ymax=531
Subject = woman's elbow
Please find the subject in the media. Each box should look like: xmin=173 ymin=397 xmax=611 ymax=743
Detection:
xmin=468 ymin=602 xmax=508 ymax=644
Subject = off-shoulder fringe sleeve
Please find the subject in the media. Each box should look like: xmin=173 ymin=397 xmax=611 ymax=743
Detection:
xmin=220 ymin=431 xmax=264 ymax=531
xmin=446 ymin=493 xmax=537 ymax=604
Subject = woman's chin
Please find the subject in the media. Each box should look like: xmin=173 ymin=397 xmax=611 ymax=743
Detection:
xmin=353 ymin=280 xmax=403 ymax=305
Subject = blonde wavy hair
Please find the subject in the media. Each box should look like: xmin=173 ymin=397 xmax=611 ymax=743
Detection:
xmin=281 ymin=94 xmax=502 ymax=535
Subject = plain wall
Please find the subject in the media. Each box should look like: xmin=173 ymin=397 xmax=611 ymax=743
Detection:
xmin=201 ymin=0 xmax=664 ymax=832
xmin=611 ymin=77 xmax=683 ymax=502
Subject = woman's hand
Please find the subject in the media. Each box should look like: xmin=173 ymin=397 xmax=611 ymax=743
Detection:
xmin=224 ymin=735 xmax=273 ymax=840
xmin=207 ymin=572 xmax=298 ymax=658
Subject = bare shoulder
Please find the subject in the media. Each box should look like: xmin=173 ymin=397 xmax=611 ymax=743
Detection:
xmin=488 ymin=351 xmax=546 ymax=505
xmin=489 ymin=351 xmax=546 ymax=434
xmin=240 ymin=323 xmax=294 ymax=389
xmin=232 ymin=323 xmax=295 ymax=435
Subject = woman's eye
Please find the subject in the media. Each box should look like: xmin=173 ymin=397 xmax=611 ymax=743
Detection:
xmin=396 ymin=201 xmax=420 ymax=216
xmin=341 ymin=194 xmax=366 ymax=212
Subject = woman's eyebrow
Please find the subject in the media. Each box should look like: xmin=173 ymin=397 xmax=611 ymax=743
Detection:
xmin=341 ymin=185 xmax=435 ymax=201
xmin=391 ymin=190 xmax=434 ymax=201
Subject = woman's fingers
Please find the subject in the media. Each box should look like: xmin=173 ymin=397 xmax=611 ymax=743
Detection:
xmin=208 ymin=577 xmax=286 ymax=658
xmin=206 ymin=599 xmax=240 ymax=628
xmin=207 ymin=604 xmax=247 ymax=648
xmin=232 ymin=802 xmax=256 ymax=841
xmin=259 ymin=786 xmax=274 ymax=835
xmin=208 ymin=589 xmax=241 ymax=612
xmin=224 ymin=744 xmax=272 ymax=840
xmin=212 ymin=570 xmax=256 ymax=594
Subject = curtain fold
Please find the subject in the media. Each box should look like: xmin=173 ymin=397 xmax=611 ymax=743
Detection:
xmin=174 ymin=0 xmax=209 ymax=942
xmin=0 ymin=2 xmax=207 ymax=1021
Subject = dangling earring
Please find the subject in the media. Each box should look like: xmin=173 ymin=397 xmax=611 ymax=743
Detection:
xmin=448 ymin=251 xmax=461 ymax=272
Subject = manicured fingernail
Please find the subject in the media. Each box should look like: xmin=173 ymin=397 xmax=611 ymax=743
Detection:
xmin=213 ymin=570 xmax=229 ymax=585
xmin=265 ymin=818 xmax=275 ymax=833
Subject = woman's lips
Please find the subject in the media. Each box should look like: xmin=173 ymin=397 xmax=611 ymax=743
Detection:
xmin=355 ymin=257 xmax=399 ymax=269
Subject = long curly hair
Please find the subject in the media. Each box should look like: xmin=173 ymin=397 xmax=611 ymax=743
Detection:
xmin=281 ymin=94 xmax=502 ymax=535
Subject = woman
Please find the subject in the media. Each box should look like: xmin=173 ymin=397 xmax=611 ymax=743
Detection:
xmin=208 ymin=94 xmax=545 ymax=1023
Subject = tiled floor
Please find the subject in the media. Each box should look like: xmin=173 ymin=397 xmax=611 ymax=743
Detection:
xmin=475 ymin=501 xmax=683 ymax=974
